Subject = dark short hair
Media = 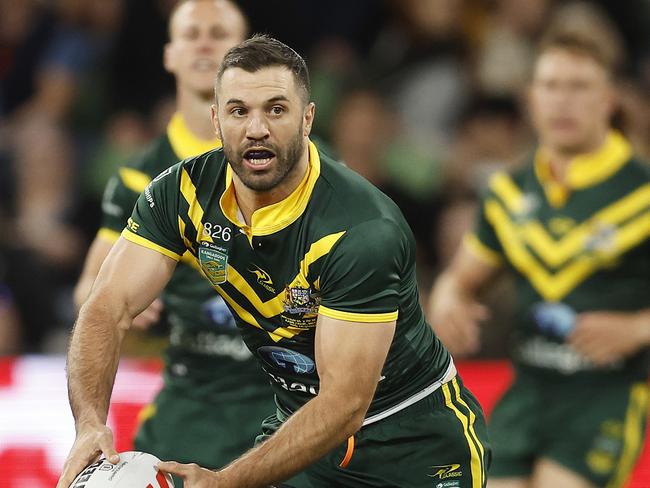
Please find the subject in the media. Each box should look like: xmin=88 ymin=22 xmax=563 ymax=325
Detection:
xmin=536 ymin=30 xmax=618 ymax=77
xmin=215 ymin=34 xmax=310 ymax=103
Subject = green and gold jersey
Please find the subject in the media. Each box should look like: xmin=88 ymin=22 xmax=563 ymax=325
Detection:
xmin=468 ymin=131 xmax=650 ymax=379
xmin=100 ymin=113 xmax=270 ymax=402
xmin=123 ymin=140 xmax=451 ymax=416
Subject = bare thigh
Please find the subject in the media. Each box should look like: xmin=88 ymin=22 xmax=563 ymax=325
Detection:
xmin=488 ymin=477 xmax=528 ymax=488
xmin=530 ymin=458 xmax=598 ymax=488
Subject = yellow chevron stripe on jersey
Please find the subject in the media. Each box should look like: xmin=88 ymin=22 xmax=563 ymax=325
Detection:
xmin=519 ymin=183 xmax=650 ymax=268
xmin=606 ymin=383 xmax=650 ymax=488
xmin=442 ymin=382 xmax=482 ymax=488
xmin=463 ymin=233 xmax=503 ymax=266
xmin=318 ymin=306 xmax=399 ymax=323
xmin=97 ymin=227 xmax=121 ymax=243
xmin=180 ymin=168 xmax=212 ymax=243
xmin=486 ymin=200 xmax=650 ymax=301
xmin=489 ymin=172 xmax=527 ymax=214
xmin=295 ymin=231 xmax=345 ymax=282
xmin=226 ymin=266 xmax=285 ymax=318
xmin=119 ymin=167 xmax=151 ymax=193
xmin=177 ymin=216 xmax=195 ymax=250
xmin=224 ymin=231 xmax=347 ymax=320
xmin=167 ymin=112 xmax=221 ymax=160
xmin=121 ymin=229 xmax=182 ymax=261
xmin=214 ymin=284 xmax=267 ymax=332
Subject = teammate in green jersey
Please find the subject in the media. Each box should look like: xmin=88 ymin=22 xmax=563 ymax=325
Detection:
xmin=429 ymin=31 xmax=650 ymax=488
xmin=57 ymin=35 xmax=490 ymax=488
xmin=71 ymin=2 xmax=274 ymax=485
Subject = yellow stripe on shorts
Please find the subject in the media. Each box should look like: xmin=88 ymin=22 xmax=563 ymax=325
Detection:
xmin=606 ymin=382 xmax=650 ymax=488
xmin=451 ymin=378 xmax=486 ymax=486
xmin=442 ymin=379 xmax=483 ymax=488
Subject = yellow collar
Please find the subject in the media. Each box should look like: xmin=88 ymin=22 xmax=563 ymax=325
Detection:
xmin=167 ymin=112 xmax=221 ymax=160
xmin=535 ymin=131 xmax=632 ymax=207
xmin=220 ymin=140 xmax=321 ymax=238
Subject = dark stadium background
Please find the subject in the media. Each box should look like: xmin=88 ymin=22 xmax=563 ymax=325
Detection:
xmin=1 ymin=0 xmax=648 ymax=486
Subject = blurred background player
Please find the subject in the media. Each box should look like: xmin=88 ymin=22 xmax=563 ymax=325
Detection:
xmin=429 ymin=25 xmax=650 ymax=488
xmin=73 ymin=1 xmax=273 ymax=485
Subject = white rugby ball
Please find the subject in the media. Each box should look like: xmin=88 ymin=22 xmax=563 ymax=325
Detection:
xmin=70 ymin=451 xmax=174 ymax=488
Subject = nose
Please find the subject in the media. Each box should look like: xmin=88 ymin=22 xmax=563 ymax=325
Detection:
xmin=246 ymin=113 xmax=270 ymax=140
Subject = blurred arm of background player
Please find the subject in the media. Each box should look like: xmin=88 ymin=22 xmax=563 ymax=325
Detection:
xmin=57 ymin=238 xmax=176 ymax=488
xmin=568 ymin=310 xmax=650 ymax=366
xmin=73 ymin=235 xmax=164 ymax=329
xmin=428 ymin=241 xmax=500 ymax=357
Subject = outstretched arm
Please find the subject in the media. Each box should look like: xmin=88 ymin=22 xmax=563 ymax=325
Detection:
xmin=57 ymin=238 xmax=177 ymax=488
xmin=159 ymin=315 xmax=396 ymax=487
xmin=428 ymin=237 xmax=500 ymax=356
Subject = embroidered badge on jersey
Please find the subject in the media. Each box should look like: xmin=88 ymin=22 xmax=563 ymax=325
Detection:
xmin=198 ymin=242 xmax=228 ymax=285
xmin=281 ymin=285 xmax=320 ymax=329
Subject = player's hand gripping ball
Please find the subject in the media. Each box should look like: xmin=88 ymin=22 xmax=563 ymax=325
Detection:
xmin=69 ymin=451 xmax=174 ymax=488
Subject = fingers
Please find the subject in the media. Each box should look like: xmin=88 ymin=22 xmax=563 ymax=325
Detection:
xmin=98 ymin=436 xmax=120 ymax=464
xmin=56 ymin=427 xmax=118 ymax=488
xmin=433 ymin=315 xmax=481 ymax=357
xmin=56 ymin=450 xmax=102 ymax=488
xmin=158 ymin=461 xmax=192 ymax=478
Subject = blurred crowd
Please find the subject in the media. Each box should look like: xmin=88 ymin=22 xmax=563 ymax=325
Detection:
xmin=1 ymin=0 xmax=649 ymax=355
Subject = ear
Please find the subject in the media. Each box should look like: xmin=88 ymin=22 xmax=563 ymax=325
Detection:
xmin=605 ymin=83 xmax=619 ymax=119
xmin=211 ymin=104 xmax=222 ymax=140
xmin=163 ymin=42 xmax=175 ymax=74
xmin=303 ymin=102 xmax=315 ymax=137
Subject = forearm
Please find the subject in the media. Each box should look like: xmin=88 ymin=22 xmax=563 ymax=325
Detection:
xmin=633 ymin=309 xmax=650 ymax=346
xmin=74 ymin=237 xmax=114 ymax=311
xmin=218 ymin=390 xmax=365 ymax=487
xmin=73 ymin=275 xmax=94 ymax=311
xmin=67 ymin=292 xmax=130 ymax=429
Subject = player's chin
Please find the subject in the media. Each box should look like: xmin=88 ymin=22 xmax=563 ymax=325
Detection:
xmin=241 ymin=172 xmax=281 ymax=192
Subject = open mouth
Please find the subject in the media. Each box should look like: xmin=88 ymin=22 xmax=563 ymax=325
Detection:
xmin=243 ymin=148 xmax=276 ymax=168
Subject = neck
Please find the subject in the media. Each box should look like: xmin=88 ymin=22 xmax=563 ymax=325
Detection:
xmin=543 ymin=129 xmax=609 ymax=183
xmin=234 ymin=140 xmax=310 ymax=225
xmin=176 ymin=86 xmax=217 ymax=141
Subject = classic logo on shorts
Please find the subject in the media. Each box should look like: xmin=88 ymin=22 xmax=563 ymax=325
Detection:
xmin=258 ymin=346 xmax=316 ymax=374
xmin=198 ymin=242 xmax=228 ymax=285
xmin=428 ymin=464 xmax=462 ymax=480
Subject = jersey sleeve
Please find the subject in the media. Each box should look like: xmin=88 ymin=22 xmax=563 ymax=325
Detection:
xmin=121 ymin=165 xmax=185 ymax=261
xmin=465 ymin=175 xmax=506 ymax=266
xmin=317 ymin=218 xmax=407 ymax=323
xmin=100 ymin=166 xmax=152 ymax=242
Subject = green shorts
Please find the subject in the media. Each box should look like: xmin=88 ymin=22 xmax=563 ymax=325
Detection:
xmin=260 ymin=377 xmax=491 ymax=488
xmin=134 ymin=385 xmax=275 ymax=487
xmin=489 ymin=369 xmax=650 ymax=487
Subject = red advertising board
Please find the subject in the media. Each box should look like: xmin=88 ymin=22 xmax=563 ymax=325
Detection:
xmin=0 ymin=357 xmax=647 ymax=487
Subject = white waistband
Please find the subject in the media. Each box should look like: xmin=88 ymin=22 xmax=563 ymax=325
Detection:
xmin=362 ymin=358 xmax=457 ymax=427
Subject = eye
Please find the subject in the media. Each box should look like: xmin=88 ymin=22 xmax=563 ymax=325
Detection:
xmin=270 ymin=105 xmax=284 ymax=115
xmin=210 ymin=26 xmax=227 ymax=40
xmin=182 ymin=26 xmax=199 ymax=40
xmin=231 ymin=107 xmax=247 ymax=117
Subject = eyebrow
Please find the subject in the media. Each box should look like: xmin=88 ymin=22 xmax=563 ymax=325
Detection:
xmin=225 ymin=98 xmax=246 ymax=106
xmin=267 ymin=96 xmax=290 ymax=103
xmin=225 ymin=95 xmax=290 ymax=106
